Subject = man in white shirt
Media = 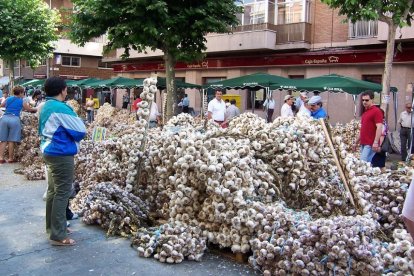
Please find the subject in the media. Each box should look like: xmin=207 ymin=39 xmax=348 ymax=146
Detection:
xmin=263 ymin=96 xmax=275 ymax=123
xmin=280 ymin=95 xmax=294 ymax=118
xmin=208 ymin=90 xmax=226 ymax=126
xmin=148 ymin=102 xmax=161 ymax=128
xmin=398 ymin=103 xmax=414 ymax=161
xmin=297 ymin=98 xmax=311 ymax=117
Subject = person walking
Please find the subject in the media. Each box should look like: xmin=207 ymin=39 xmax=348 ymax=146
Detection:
xmin=263 ymin=96 xmax=275 ymax=123
xmin=353 ymin=91 xmax=383 ymax=163
xmin=39 ymin=77 xmax=86 ymax=246
xmin=0 ymin=86 xmax=37 ymax=163
xmin=208 ymin=90 xmax=226 ymax=126
xmin=308 ymin=96 xmax=327 ymax=119
xmin=85 ymin=95 xmax=95 ymax=123
xmin=398 ymin=103 xmax=414 ymax=161
xmin=280 ymin=95 xmax=294 ymax=118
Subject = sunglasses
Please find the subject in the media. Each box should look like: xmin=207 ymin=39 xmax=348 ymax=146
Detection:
xmin=362 ymin=99 xmax=370 ymax=102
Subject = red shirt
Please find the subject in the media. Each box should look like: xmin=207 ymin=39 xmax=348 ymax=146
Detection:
xmin=360 ymin=105 xmax=383 ymax=146
xmin=132 ymin=98 xmax=142 ymax=112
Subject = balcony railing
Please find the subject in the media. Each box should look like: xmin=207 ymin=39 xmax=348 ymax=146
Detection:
xmin=231 ymin=23 xmax=278 ymax=32
xmin=349 ymin=20 xmax=378 ymax=39
xmin=274 ymin=23 xmax=312 ymax=44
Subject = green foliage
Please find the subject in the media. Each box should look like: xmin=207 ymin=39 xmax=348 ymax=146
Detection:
xmin=69 ymin=0 xmax=242 ymax=62
xmin=0 ymin=0 xmax=59 ymax=67
xmin=322 ymin=0 xmax=414 ymax=26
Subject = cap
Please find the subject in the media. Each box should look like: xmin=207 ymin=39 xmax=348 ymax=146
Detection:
xmin=284 ymin=95 xmax=294 ymax=101
xmin=308 ymin=95 xmax=322 ymax=105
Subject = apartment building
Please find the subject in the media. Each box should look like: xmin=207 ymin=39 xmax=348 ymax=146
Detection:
xmin=104 ymin=0 xmax=414 ymax=126
xmin=3 ymin=0 xmax=113 ymax=82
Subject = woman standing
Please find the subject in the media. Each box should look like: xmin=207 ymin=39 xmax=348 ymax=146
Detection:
xmin=85 ymin=95 xmax=95 ymax=123
xmin=0 ymin=86 xmax=36 ymax=163
xmin=39 ymin=77 xmax=86 ymax=246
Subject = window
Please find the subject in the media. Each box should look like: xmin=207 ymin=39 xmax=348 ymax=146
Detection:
xmin=14 ymin=60 xmax=20 ymax=68
xmin=62 ymin=56 xmax=81 ymax=67
xmin=98 ymin=59 xmax=110 ymax=68
xmin=276 ymin=0 xmax=310 ymax=24
xmin=40 ymin=58 xmax=47 ymax=66
xmin=349 ymin=20 xmax=378 ymax=39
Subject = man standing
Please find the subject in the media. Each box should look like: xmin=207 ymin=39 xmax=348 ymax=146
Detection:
xmin=295 ymin=92 xmax=308 ymax=111
xmin=122 ymin=92 xmax=129 ymax=109
xmin=181 ymin=94 xmax=190 ymax=113
xmin=308 ymin=96 xmax=327 ymax=119
xmin=263 ymin=95 xmax=275 ymax=123
xmin=280 ymin=95 xmax=294 ymax=118
xmin=354 ymin=91 xmax=383 ymax=162
xmin=398 ymin=103 xmax=414 ymax=161
xmin=225 ymin=99 xmax=240 ymax=123
xmin=208 ymin=90 xmax=226 ymax=125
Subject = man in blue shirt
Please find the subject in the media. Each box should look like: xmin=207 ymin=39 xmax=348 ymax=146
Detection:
xmin=308 ymin=95 xmax=327 ymax=119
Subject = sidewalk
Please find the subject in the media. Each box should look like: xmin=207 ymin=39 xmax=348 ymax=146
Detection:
xmin=0 ymin=163 xmax=257 ymax=276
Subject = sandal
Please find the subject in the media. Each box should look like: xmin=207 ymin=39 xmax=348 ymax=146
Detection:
xmin=50 ymin=237 xmax=76 ymax=246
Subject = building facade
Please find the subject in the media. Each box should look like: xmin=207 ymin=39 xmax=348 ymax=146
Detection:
xmin=3 ymin=0 xmax=113 ymax=82
xmin=104 ymin=0 xmax=414 ymax=127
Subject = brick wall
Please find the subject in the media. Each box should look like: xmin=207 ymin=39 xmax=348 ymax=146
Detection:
xmin=311 ymin=0 xmax=349 ymax=45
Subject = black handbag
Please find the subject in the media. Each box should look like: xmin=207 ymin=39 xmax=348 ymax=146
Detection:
xmin=380 ymin=135 xmax=392 ymax=153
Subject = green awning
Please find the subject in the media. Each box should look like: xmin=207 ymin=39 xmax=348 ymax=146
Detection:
xmin=276 ymin=74 xmax=398 ymax=95
xmin=203 ymin=72 xmax=289 ymax=90
xmin=21 ymin=79 xmax=45 ymax=87
xmin=85 ymin=77 xmax=143 ymax=89
xmin=67 ymin=78 xmax=101 ymax=87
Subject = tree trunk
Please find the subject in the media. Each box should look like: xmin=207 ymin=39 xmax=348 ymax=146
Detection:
xmin=164 ymin=50 xmax=177 ymax=121
xmin=380 ymin=22 xmax=397 ymax=124
xmin=8 ymin=60 xmax=15 ymax=92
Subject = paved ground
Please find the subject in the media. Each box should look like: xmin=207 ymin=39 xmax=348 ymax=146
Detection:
xmin=0 ymin=163 xmax=258 ymax=276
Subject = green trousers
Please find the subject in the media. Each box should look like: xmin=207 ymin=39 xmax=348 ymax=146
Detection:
xmin=43 ymin=155 xmax=74 ymax=241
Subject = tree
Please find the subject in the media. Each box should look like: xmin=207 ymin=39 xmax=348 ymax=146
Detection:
xmin=0 ymin=0 xmax=59 ymax=89
xmin=69 ymin=0 xmax=242 ymax=118
xmin=322 ymin=0 xmax=414 ymax=122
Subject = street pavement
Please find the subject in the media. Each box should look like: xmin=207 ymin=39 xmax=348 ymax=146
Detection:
xmin=0 ymin=163 xmax=258 ymax=276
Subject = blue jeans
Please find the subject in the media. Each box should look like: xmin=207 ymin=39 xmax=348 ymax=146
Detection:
xmin=87 ymin=110 xmax=94 ymax=123
xmin=360 ymin=145 xmax=376 ymax=163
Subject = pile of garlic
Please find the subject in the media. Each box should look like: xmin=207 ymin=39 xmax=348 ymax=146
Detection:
xmin=68 ymin=106 xmax=414 ymax=275
xmin=132 ymin=222 xmax=206 ymax=263
xmin=13 ymin=112 xmax=45 ymax=180
xmin=75 ymin=181 xmax=149 ymax=237
xmin=66 ymin=99 xmax=81 ymax=115
xmin=332 ymin=119 xmax=360 ymax=152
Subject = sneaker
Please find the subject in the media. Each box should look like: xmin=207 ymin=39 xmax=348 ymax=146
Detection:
xmin=67 ymin=221 xmax=71 ymax=227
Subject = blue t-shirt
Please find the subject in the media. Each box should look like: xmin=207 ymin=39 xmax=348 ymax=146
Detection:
xmin=311 ymin=108 xmax=327 ymax=119
xmin=5 ymin=96 xmax=23 ymax=116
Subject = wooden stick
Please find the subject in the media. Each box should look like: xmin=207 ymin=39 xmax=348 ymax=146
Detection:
xmin=319 ymin=118 xmax=359 ymax=211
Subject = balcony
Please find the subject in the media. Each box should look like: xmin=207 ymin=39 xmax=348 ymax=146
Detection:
xmin=274 ymin=22 xmax=312 ymax=44
xmin=231 ymin=23 xmax=278 ymax=33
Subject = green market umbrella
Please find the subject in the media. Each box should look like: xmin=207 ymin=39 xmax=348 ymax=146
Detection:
xmin=278 ymin=74 xmax=398 ymax=95
xmin=203 ymin=72 xmax=289 ymax=90
xmin=21 ymin=79 xmax=45 ymax=88
xmin=85 ymin=77 xmax=142 ymax=89
xmin=67 ymin=78 xmax=101 ymax=87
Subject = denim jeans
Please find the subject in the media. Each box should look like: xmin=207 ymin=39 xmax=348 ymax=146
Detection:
xmin=87 ymin=110 xmax=94 ymax=123
xmin=360 ymin=145 xmax=376 ymax=163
